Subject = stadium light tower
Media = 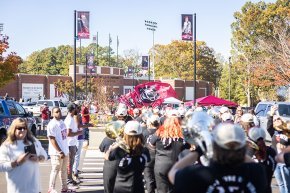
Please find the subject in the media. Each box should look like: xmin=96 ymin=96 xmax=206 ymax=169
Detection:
xmin=145 ymin=20 xmax=157 ymax=81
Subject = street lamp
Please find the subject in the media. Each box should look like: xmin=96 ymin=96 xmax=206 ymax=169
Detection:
xmin=145 ymin=20 xmax=157 ymax=81
xmin=0 ymin=23 xmax=3 ymax=34
xmin=228 ymin=57 xmax=231 ymax=101
xmin=0 ymin=23 xmax=8 ymax=43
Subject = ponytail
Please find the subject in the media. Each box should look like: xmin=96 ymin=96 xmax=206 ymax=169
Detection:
xmin=255 ymin=138 xmax=267 ymax=161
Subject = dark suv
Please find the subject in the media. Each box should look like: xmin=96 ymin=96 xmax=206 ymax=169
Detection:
xmin=0 ymin=99 xmax=37 ymax=145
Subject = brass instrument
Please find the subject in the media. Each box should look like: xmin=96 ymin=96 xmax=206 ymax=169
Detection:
xmin=105 ymin=120 xmax=130 ymax=153
xmin=247 ymin=139 xmax=259 ymax=150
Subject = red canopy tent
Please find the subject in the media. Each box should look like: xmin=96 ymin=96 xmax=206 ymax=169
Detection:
xmin=185 ymin=95 xmax=238 ymax=107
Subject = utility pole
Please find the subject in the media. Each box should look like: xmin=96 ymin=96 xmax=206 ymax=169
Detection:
xmin=145 ymin=20 xmax=157 ymax=82
xmin=73 ymin=10 xmax=77 ymax=101
xmin=229 ymin=57 xmax=231 ymax=101
xmin=193 ymin=13 xmax=197 ymax=107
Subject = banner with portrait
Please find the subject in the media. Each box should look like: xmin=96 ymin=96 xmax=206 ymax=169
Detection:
xmin=141 ymin=56 xmax=149 ymax=70
xmin=87 ymin=54 xmax=95 ymax=69
xmin=181 ymin=14 xmax=193 ymax=41
xmin=127 ymin=66 xmax=133 ymax=76
xmin=77 ymin=11 xmax=90 ymax=39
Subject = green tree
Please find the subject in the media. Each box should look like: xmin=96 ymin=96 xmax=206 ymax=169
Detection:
xmin=154 ymin=40 xmax=222 ymax=85
xmin=0 ymin=35 xmax=22 ymax=88
xmin=230 ymin=0 xmax=290 ymax=104
xmin=19 ymin=43 xmax=118 ymax=75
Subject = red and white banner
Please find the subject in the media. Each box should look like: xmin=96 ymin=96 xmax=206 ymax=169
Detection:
xmin=181 ymin=14 xmax=193 ymax=41
xmin=119 ymin=82 xmax=177 ymax=108
xmin=77 ymin=11 xmax=90 ymax=39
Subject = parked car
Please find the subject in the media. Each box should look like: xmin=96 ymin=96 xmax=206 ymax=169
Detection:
xmin=0 ymin=99 xmax=37 ymax=144
xmin=20 ymin=102 xmax=37 ymax=112
xmin=255 ymin=101 xmax=290 ymax=141
xmin=28 ymin=99 xmax=68 ymax=117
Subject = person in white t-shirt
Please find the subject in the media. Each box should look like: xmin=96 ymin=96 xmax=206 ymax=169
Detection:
xmin=0 ymin=118 xmax=47 ymax=193
xmin=47 ymin=107 xmax=75 ymax=193
xmin=64 ymin=103 xmax=83 ymax=187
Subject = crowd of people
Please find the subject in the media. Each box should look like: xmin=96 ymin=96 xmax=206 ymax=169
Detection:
xmin=0 ymin=100 xmax=92 ymax=193
xmin=100 ymin=102 xmax=290 ymax=193
xmin=0 ymin=99 xmax=290 ymax=193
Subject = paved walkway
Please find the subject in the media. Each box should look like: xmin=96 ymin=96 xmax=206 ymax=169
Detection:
xmin=0 ymin=125 xmax=281 ymax=193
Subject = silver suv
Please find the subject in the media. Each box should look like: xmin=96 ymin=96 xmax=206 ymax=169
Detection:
xmin=255 ymin=101 xmax=290 ymax=141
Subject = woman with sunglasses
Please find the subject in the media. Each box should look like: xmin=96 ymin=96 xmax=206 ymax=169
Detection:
xmin=0 ymin=118 xmax=47 ymax=193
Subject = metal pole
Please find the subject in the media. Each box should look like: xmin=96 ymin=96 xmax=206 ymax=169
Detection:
xmin=152 ymin=30 xmax=155 ymax=81
xmin=117 ymin=36 xmax=119 ymax=67
xmin=96 ymin=32 xmax=99 ymax=66
xmin=193 ymin=13 xmax=197 ymax=107
xmin=85 ymin=54 xmax=88 ymax=99
xmin=74 ymin=10 xmax=77 ymax=101
xmin=148 ymin=56 xmax=151 ymax=82
xmin=80 ymin=38 xmax=82 ymax=64
xmin=109 ymin=34 xmax=111 ymax=66
xmin=132 ymin=66 xmax=135 ymax=89
xmin=229 ymin=57 xmax=231 ymax=101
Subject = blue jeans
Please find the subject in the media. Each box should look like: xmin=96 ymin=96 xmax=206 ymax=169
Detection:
xmin=73 ymin=140 xmax=83 ymax=175
xmin=83 ymin=128 xmax=89 ymax=141
xmin=274 ymin=163 xmax=290 ymax=193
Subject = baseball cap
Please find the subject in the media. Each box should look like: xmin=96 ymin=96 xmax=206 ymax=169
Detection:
xmin=195 ymin=107 xmax=204 ymax=112
xmin=248 ymin=127 xmax=266 ymax=142
xmin=241 ymin=113 xmax=254 ymax=123
xmin=221 ymin=112 xmax=233 ymax=122
xmin=116 ymin=107 xmax=127 ymax=116
xmin=213 ymin=123 xmax=246 ymax=150
xmin=43 ymin=102 xmax=47 ymax=105
xmin=219 ymin=106 xmax=229 ymax=114
xmin=74 ymin=100 xmax=81 ymax=106
xmin=147 ymin=115 xmax=160 ymax=125
xmin=124 ymin=121 xmax=142 ymax=135
xmin=67 ymin=103 xmax=76 ymax=111
xmin=168 ymin=109 xmax=180 ymax=117
xmin=178 ymin=108 xmax=186 ymax=117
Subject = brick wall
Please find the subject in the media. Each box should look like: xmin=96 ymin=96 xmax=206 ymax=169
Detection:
xmin=0 ymin=67 xmax=214 ymax=101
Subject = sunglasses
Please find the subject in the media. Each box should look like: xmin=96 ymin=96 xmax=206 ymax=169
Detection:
xmin=16 ymin=127 xmax=26 ymax=131
xmin=274 ymin=118 xmax=281 ymax=122
xmin=54 ymin=111 xmax=61 ymax=113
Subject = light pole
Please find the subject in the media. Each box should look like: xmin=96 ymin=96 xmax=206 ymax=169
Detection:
xmin=0 ymin=23 xmax=3 ymax=34
xmin=145 ymin=20 xmax=157 ymax=81
xmin=0 ymin=24 xmax=8 ymax=43
xmin=228 ymin=57 xmax=231 ymax=101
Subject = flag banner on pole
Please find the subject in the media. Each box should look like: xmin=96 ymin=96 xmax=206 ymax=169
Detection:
xmin=127 ymin=66 xmax=133 ymax=76
xmin=90 ymin=67 xmax=96 ymax=74
xmin=93 ymin=35 xmax=97 ymax=42
xmin=109 ymin=34 xmax=112 ymax=44
xmin=117 ymin=36 xmax=119 ymax=47
xmin=181 ymin=14 xmax=193 ymax=41
xmin=118 ymin=82 xmax=177 ymax=108
xmin=87 ymin=54 xmax=95 ymax=69
xmin=77 ymin=11 xmax=90 ymax=39
xmin=141 ymin=56 xmax=149 ymax=70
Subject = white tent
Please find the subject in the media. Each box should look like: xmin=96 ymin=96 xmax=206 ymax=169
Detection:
xmin=163 ymin=97 xmax=182 ymax=104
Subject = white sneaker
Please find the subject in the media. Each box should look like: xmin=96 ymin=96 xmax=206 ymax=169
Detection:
xmin=48 ymin=188 xmax=58 ymax=193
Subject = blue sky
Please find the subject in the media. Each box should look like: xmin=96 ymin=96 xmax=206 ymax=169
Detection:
xmin=0 ymin=0 xmax=275 ymax=60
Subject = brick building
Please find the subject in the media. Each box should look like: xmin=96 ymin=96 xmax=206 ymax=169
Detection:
xmin=0 ymin=65 xmax=214 ymax=102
